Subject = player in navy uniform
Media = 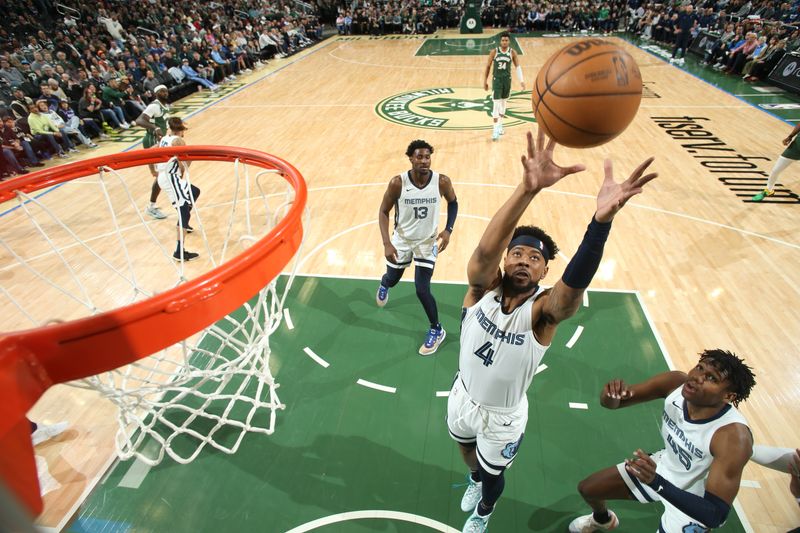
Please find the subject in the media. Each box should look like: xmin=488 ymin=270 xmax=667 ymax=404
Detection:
xmin=568 ymin=349 xmax=756 ymax=533
xmin=377 ymin=140 xmax=458 ymax=355
xmin=450 ymin=129 xmax=657 ymax=533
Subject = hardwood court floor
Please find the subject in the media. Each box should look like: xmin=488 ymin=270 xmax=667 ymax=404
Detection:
xmin=4 ymin=32 xmax=798 ymax=531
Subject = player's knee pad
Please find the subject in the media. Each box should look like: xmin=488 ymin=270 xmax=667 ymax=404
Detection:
xmin=499 ymin=99 xmax=508 ymax=117
xmin=382 ymin=267 xmax=404 ymax=288
xmin=492 ymin=100 xmax=501 ymax=119
xmin=414 ymin=265 xmax=433 ymax=297
xmin=478 ymin=463 xmax=506 ymax=506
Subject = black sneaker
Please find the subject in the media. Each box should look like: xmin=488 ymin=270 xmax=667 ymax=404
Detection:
xmin=184 ymin=225 xmax=194 ymax=233
xmin=173 ymin=250 xmax=200 ymax=262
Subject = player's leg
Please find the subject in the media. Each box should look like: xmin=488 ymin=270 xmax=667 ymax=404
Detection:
xmin=491 ymin=77 xmax=504 ymax=141
xmin=376 ymin=236 xmax=411 ymax=307
xmin=173 ymin=202 xmax=199 ymax=262
xmin=753 ymin=155 xmax=795 ymax=201
xmin=415 ymin=264 xmax=445 ymax=355
xmin=446 ymin=379 xmax=482 ymax=512
xmin=183 ymin=185 xmax=201 ymax=233
xmin=144 ymin=136 xmax=167 ymax=219
xmin=498 ymin=79 xmax=510 ymax=135
xmin=569 ymin=451 xmax=662 ymax=532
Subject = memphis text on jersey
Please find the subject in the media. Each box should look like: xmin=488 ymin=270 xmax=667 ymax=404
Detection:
xmin=663 ymin=409 xmax=705 ymax=466
xmin=404 ymin=197 xmax=438 ymax=205
xmin=475 ymin=308 xmax=525 ymax=346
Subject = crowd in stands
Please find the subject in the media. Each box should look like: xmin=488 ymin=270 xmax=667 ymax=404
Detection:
xmin=3 ymin=0 xmax=800 ymax=178
xmin=0 ymin=0 xmax=325 ymax=179
xmin=627 ymin=0 xmax=800 ymax=79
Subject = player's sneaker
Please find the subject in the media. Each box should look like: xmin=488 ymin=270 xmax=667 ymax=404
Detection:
xmin=419 ymin=326 xmax=446 ymax=356
xmin=173 ymin=250 xmax=200 ymax=262
xmin=751 ymin=189 xmax=774 ymax=202
xmin=568 ymin=510 xmax=619 ymax=533
xmin=499 ymin=124 xmax=505 ymax=135
xmin=146 ymin=205 xmax=167 ymax=219
xmin=31 ymin=422 xmax=69 ymax=446
xmin=376 ymin=284 xmax=389 ymax=307
xmin=184 ymin=225 xmax=194 ymax=233
xmin=462 ymin=504 xmax=492 ymax=533
xmin=460 ymin=475 xmax=483 ymax=512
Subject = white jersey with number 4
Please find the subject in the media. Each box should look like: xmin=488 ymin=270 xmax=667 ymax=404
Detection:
xmin=657 ymin=385 xmax=749 ymax=497
xmin=459 ymin=286 xmax=549 ymax=409
xmin=393 ymin=170 xmax=440 ymax=242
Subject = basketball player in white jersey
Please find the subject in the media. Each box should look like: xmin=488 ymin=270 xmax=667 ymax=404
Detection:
xmin=377 ymin=139 xmax=458 ymax=356
xmin=449 ymin=129 xmax=657 ymax=533
xmin=568 ymin=349 xmax=757 ymax=533
xmin=135 ymin=85 xmax=171 ymax=220
xmin=483 ymin=32 xmax=525 ymax=141
xmin=156 ymin=117 xmax=201 ymax=262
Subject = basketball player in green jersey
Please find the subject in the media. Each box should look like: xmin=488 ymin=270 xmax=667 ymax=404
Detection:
xmin=483 ymin=32 xmax=525 ymax=142
xmin=135 ymin=85 xmax=171 ymax=219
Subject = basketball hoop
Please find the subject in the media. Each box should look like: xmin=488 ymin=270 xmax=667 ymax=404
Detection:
xmin=0 ymin=146 xmax=307 ymax=515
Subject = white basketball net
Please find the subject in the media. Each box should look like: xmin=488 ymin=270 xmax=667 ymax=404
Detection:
xmin=0 ymin=156 xmax=305 ymax=465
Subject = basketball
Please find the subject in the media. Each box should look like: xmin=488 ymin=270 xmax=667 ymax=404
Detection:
xmin=532 ymin=40 xmax=642 ymax=148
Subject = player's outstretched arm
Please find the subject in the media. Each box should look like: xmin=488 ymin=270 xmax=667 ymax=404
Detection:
xmin=541 ymin=157 xmax=657 ymax=324
xmin=627 ymin=423 xmax=752 ymax=528
xmin=437 ymin=175 xmax=457 ymax=253
xmin=600 ymin=370 xmax=687 ymax=409
xmin=483 ymin=49 xmax=496 ymax=91
xmin=378 ymin=176 xmax=402 ymax=264
xmin=511 ymin=50 xmax=525 ymax=91
xmin=467 ymin=129 xmax=585 ymax=294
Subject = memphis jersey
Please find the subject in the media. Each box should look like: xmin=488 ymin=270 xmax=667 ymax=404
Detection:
xmin=493 ymin=47 xmax=512 ymax=80
xmin=393 ymin=170 xmax=440 ymax=242
xmin=157 ymin=135 xmax=191 ymax=206
xmin=459 ymin=286 xmax=549 ymax=409
xmin=658 ymin=386 xmax=749 ymax=497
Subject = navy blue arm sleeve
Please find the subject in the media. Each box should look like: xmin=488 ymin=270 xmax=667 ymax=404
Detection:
xmin=561 ymin=216 xmax=611 ymax=289
xmin=445 ymin=199 xmax=458 ymax=233
xmin=647 ymin=474 xmax=730 ymax=527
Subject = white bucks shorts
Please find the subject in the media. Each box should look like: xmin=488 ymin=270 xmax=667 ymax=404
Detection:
xmin=386 ymin=234 xmax=437 ymax=270
xmin=617 ymin=450 xmax=710 ymax=533
xmin=446 ymin=377 xmax=527 ymax=475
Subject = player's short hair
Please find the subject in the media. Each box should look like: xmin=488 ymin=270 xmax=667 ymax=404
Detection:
xmin=698 ymin=349 xmax=756 ymax=407
xmin=406 ymin=139 xmax=433 ymax=157
xmin=509 ymin=226 xmax=559 ymax=261
xmin=168 ymin=117 xmax=187 ymax=131
xmin=498 ymin=31 xmax=510 ymax=40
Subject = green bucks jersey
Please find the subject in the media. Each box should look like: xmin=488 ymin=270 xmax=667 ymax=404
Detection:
xmin=493 ymin=47 xmax=512 ymax=80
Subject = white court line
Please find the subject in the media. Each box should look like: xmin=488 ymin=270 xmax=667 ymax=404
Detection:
xmin=216 ymin=103 xmax=373 ymax=108
xmin=283 ymin=308 xmax=294 ymax=330
xmin=436 ymin=390 xmax=450 ymax=397
xmin=639 ymin=104 xmax=751 ymax=109
xmin=118 ymin=457 xmax=153 ymax=489
xmin=357 ymin=379 xmax=396 ymax=394
xmin=739 ymin=480 xmax=762 ymax=489
xmin=569 ymin=402 xmax=589 ymax=410
xmin=582 ymin=291 xmax=589 ymax=308
xmin=285 ymin=510 xmax=460 ymax=533
xmin=535 ymin=364 xmax=547 ymax=375
xmin=565 ymin=326 xmax=584 ymax=349
xmin=303 ymin=347 xmax=329 ymax=368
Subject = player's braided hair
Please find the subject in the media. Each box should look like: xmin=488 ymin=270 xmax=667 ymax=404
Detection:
xmin=406 ymin=139 xmax=433 ymax=157
xmin=698 ymin=349 xmax=756 ymax=407
xmin=510 ymin=226 xmax=559 ymax=259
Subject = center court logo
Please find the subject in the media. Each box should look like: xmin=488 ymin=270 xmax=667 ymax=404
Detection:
xmin=375 ymin=87 xmax=536 ymax=130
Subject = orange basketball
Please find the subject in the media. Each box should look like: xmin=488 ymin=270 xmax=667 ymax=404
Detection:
xmin=532 ymin=40 xmax=642 ymax=148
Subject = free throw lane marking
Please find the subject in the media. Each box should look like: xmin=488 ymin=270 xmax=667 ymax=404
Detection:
xmin=569 ymin=402 xmax=589 ymax=410
xmin=285 ymin=510 xmax=460 ymax=533
xmin=303 ymin=347 xmax=329 ymax=368
xmin=566 ymin=326 xmax=584 ymax=349
xmin=356 ymin=379 xmax=396 ymax=394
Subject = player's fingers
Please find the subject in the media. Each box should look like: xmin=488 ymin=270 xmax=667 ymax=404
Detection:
xmin=535 ymin=128 xmax=544 ymax=154
xmin=546 ymin=134 xmax=556 ymax=153
xmin=561 ymin=163 xmax=586 ymax=177
xmin=609 ymin=379 xmax=622 ymax=398
xmin=633 ymin=172 xmax=659 ymax=188
xmin=628 ymin=156 xmax=655 ymax=182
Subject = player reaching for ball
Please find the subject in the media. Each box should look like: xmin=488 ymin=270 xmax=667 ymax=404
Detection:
xmin=448 ymin=128 xmax=657 ymax=533
xmin=484 ymin=32 xmax=525 ymax=142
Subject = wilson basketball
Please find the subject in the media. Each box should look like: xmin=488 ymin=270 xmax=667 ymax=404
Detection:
xmin=532 ymin=40 xmax=642 ymax=148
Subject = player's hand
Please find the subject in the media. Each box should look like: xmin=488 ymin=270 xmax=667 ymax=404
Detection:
xmin=789 ymin=448 xmax=800 ymax=498
xmin=484 ymin=81 xmax=489 ymax=91
xmin=602 ymin=379 xmax=633 ymax=409
xmin=154 ymin=127 xmax=162 ymax=139
xmin=384 ymin=243 xmax=398 ymax=264
xmin=625 ymin=449 xmax=657 ymax=484
xmin=520 ymin=128 xmax=586 ymax=193
xmin=437 ymin=229 xmax=451 ymax=253
xmin=783 ymin=136 xmax=793 ymax=146
xmin=594 ymin=157 xmax=658 ymax=223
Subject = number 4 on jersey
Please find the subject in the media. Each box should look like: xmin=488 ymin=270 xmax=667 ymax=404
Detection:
xmin=474 ymin=341 xmax=495 ymax=367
